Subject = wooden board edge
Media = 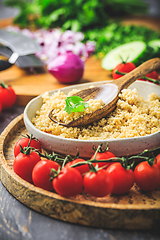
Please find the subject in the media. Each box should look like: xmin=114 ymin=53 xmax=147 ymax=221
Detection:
xmin=1 ymin=163 xmax=160 ymax=230
xmin=0 ymin=114 xmax=23 ymax=178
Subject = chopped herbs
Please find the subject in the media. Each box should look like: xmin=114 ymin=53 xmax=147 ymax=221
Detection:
xmin=84 ymin=23 xmax=160 ymax=57
xmin=4 ymin=0 xmax=160 ymax=62
xmin=4 ymin=0 xmax=148 ymax=30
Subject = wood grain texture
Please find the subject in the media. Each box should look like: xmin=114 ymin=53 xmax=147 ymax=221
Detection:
xmin=0 ymin=114 xmax=160 ymax=230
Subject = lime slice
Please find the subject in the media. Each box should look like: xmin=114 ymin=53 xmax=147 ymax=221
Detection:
xmin=101 ymin=41 xmax=147 ymax=70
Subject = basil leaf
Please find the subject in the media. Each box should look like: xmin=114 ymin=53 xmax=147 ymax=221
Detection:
xmin=64 ymin=96 xmax=89 ymax=114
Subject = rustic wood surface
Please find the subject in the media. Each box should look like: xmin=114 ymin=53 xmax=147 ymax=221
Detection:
xmin=0 ymin=114 xmax=160 ymax=230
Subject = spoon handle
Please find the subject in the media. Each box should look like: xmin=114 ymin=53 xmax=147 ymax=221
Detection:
xmin=114 ymin=58 xmax=160 ymax=91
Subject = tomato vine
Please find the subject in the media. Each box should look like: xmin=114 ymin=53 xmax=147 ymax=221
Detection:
xmin=13 ymin=135 xmax=160 ymax=197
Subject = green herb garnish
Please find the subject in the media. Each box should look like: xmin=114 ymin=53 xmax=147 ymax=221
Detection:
xmin=64 ymin=96 xmax=89 ymax=114
xmin=4 ymin=0 xmax=148 ymax=30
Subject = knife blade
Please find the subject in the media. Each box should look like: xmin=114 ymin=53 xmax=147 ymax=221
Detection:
xmin=0 ymin=45 xmax=44 ymax=69
xmin=0 ymin=29 xmax=42 ymax=71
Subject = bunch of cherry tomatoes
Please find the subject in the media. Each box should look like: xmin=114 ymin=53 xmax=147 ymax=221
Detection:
xmin=0 ymin=82 xmax=16 ymax=113
xmin=112 ymin=61 xmax=160 ymax=84
xmin=13 ymin=134 xmax=160 ymax=198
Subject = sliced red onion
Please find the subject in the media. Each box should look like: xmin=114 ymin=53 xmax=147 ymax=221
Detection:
xmin=6 ymin=26 xmax=95 ymax=64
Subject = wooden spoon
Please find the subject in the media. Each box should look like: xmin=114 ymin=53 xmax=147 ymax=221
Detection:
xmin=49 ymin=58 xmax=160 ymax=127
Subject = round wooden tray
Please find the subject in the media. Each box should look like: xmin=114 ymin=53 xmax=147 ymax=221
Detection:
xmin=0 ymin=114 xmax=160 ymax=230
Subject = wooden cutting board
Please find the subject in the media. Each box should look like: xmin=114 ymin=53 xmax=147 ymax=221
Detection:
xmin=0 ymin=114 xmax=160 ymax=230
xmin=0 ymin=16 xmax=160 ymax=106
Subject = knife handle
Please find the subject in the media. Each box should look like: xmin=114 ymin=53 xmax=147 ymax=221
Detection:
xmin=0 ymin=60 xmax=12 ymax=71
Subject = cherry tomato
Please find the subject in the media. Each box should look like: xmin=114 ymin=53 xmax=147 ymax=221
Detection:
xmin=134 ymin=161 xmax=160 ymax=191
xmin=139 ymin=70 xmax=159 ymax=81
xmin=65 ymin=158 xmax=90 ymax=175
xmin=91 ymin=151 xmax=116 ymax=169
xmin=155 ymin=154 xmax=160 ymax=169
xmin=13 ymin=151 xmax=41 ymax=183
xmin=112 ymin=62 xmax=136 ymax=80
xmin=83 ymin=169 xmax=113 ymax=197
xmin=106 ymin=162 xmax=135 ymax=194
xmin=146 ymin=71 xmax=159 ymax=80
xmin=155 ymin=154 xmax=160 ymax=184
xmin=32 ymin=159 xmax=60 ymax=191
xmin=0 ymin=82 xmax=16 ymax=109
xmin=0 ymin=102 xmax=2 ymax=113
xmin=14 ymin=135 xmax=42 ymax=157
xmin=53 ymin=167 xmax=83 ymax=197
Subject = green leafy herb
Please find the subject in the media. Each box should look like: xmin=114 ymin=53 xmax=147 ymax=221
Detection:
xmin=84 ymin=23 xmax=160 ymax=58
xmin=5 ymin=0 xmax=160 ymax=66
xmin=4 ymin=0 xmax=148 ymax=30
xmin=64 ymin=96 xmax=89 ymax=114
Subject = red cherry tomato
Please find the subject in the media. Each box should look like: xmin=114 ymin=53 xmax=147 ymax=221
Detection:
xmin=155 ymin=154 xmax=160 ymax=169
xmin=112 ymin=62 xmax=136 ymax=79
xmin=106 ymin=162 xmax=135 ymax=194
xmin=65 ymin=158 xmax=90 ymax=175
xmin=53 ymin=167 xmax=83 ymax=197
xmin=155 ymin=154 xmax=160 ymax=184
xmin=13 ymin=151 xmax=41 ymax=183
xmin=146 ymin=71 xmax=159 ymax=80
xmin=14 ymin=135 xmax=42 ymax=157
xmin=134 ymin=161 xmax=160 ymax=191
xmin=139 ymin=70 xmax=159 ymax=81
xmin=0 ymin=102 xmax=2 ymax=113
xmin=0 ymin=82 xmax=16 ymax=109
xmin=91 ymin=150 xmax=116 ymax=169
xmin=83 ymin=169 xmax=113 ymax=197
xmin=32 ymin=159 xmax=60 ymax=191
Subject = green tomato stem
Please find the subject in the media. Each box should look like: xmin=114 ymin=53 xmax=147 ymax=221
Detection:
xmin=27 ymin=134 xmax=33 ymax=148
xmin=0 ymin=82 xmax=8 ymax=88
xmin=50 ymin=167 xmax=61 ymax=180
xmin=115 ymin=70 xmax=160 ymax=84
xmin=68 ymin=146 xmax=160 ymax=171
xmin=19 ymin=145 xmax=37 ymax=155
xmin=92 ymin=143 xmax=109 ymax=153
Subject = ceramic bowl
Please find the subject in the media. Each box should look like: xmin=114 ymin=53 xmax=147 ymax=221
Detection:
xmin=24 ymin=80 xmax=160 ymax=158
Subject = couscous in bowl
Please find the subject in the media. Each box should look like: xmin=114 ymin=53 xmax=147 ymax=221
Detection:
xmin=24 ymin=80 xmax=160 ymax=158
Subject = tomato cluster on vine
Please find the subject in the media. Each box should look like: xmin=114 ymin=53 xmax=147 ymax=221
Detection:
xmin=0 ymin=82 xmax=16 ymax=113
xmin=13 ymin=135 xmax=160 ymax=198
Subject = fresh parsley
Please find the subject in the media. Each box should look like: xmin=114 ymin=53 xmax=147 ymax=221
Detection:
xmin=4 ymin=0 xmax=148 ymax=31
xmin=64 ymin=96 xmax=89 ymax=114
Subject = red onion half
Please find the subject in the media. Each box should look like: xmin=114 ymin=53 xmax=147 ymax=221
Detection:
xmin=48 ymin=52 xmax=84 ymax=84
